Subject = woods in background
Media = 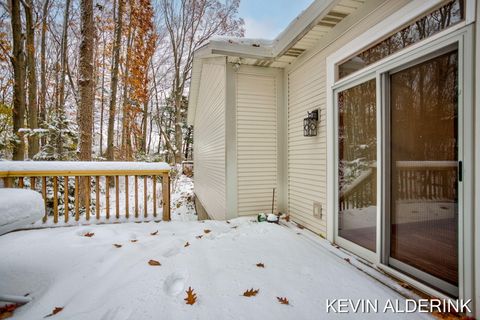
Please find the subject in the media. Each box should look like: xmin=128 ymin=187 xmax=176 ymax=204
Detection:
xmin=0 ymin=0 xmax=244 ymax=163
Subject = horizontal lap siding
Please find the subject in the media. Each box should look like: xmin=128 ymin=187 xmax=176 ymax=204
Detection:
xmin=288 ymin=59 xmax=327 ymax=235
xmin=237 ymin=73 xmax=277 ymax=216
xmin=194 ymin=62 xmax=226 ymax=220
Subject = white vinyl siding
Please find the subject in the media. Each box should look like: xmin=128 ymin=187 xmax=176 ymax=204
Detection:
xmin=193 ymin=60 xmax=226 ymax=220
xmin=236 ymin=73 xmax=277 ymax=216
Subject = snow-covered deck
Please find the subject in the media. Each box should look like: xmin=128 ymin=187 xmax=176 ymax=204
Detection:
xmin=0 ymin=219 xmax=431 ymax=319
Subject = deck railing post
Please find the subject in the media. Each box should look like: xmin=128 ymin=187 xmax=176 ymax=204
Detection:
xmin=162 ymin=172 xmax=170 ymax=221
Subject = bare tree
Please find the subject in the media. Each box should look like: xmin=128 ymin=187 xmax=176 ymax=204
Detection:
xmin=9 ymin=0 xmax=26 ymax=160
xmin=23 ymin=0 xmax=39 ymax=158
xmin=39 ymin=0 xmax=50 ymax=147
xmin=106 ymin=0 xmax=124 ymax=160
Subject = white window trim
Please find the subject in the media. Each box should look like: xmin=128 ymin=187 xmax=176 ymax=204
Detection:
xmin=325 ymin=0 xmax=475 ymax=309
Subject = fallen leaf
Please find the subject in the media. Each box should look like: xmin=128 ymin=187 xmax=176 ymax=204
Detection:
xmin=148 ymin=259 xmax=161 ymax=266
xmin=44 ymin=307 xmax=63 ymax=318
xmin=84 ymin=232 xmax=94 ymax=237
xmin=130 ymin=240 xmax=138 ymax=243
xmin=113 ymin=244 xmax=122 ymax=248
xmin=344 ymin=258 xmax=350 ymax=263
xmin=284 ymin=215 xmax=290 ymax=222
xmin=0 ymin=304 xmax=18 ymax=319
xmin=184 ymin=242 xmax=190 ymax=247
xmin=150 ymin=230 xmax=158 ymax=236
xmin=226 ymin=221 xmax=230 ymax=224
xmin=195 ymin=235 xmax=203 ymax=239
xmin=296 ymin=223 xmax=304 ymax=229
xmin=203 ymin=229 xmax=211 ymax=234
xmin=184 ymin=287 xmax=197 ymax=305
xmin=231 ymin=226 xmax=238 ymax=229
xmin=243 ymin=288 xmax=259 ymax=297
xmin=277 ymin=297 xmax=289 ymax=305
xmin=256 ymin=263 xmax=265 ymax=268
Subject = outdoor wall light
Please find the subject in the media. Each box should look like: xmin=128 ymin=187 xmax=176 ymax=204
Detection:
xmin=303 ymin=109 xmax=319 ymax=137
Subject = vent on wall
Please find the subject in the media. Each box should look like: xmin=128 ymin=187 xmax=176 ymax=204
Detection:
xmin=313 ymin=201 xmax=322 ymax=219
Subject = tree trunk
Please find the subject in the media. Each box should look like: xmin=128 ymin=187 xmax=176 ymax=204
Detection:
xmin=121 ymin=22 xmax=133 ymax=160
xmin=39 ymin=0 xmax=49 ymax=147
xmin=10 ymin=0 xmax=26 ymax=160
xmin=24 ymin=0 xmax=39 ymax=159
xmin=106 ymin=0 xmax=124 ymax=161
xmin=57 ymin=0 xmax=71 ymax=158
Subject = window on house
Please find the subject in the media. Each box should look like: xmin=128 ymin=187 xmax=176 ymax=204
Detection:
xmin=337 ymin=0 xmax=464 ymax=79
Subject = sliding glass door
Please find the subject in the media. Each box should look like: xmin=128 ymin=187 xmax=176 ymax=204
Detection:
xmin=388 ymin=50 xmax=459 ymax=295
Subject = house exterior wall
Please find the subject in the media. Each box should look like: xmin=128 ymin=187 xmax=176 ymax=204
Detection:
xmin=193 ymin=58 xmax=227 ymax=220
xmin=235 ymin=70 xmax=278 ymax=216
xmin=285 ymin=0 xmax=409 ymax=236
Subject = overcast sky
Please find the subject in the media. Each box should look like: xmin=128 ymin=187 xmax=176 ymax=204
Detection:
xmin=239 ymin=0 xmax=314 ymax=39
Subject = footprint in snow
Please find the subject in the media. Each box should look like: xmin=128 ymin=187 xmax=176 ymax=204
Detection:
xmin=163 ymin=273 xmax=186 ymax=296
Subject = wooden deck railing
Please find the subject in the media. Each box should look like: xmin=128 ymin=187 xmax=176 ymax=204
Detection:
xmin=0 ymin=161 xmax=171 ymax=224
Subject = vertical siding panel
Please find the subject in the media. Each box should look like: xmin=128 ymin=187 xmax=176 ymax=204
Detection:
xmin=236 ymin=73 xmax=277 ymax=216
xmin=194 ymin=60 xmax=226 ymax=219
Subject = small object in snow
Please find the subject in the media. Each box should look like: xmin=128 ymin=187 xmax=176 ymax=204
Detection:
xmin=130 ymin=240 xmax=138 ymax=243
xmin=277 ymin=297 xmax=289 ymax=305
xmin=344 ymin=258 xmax=350 ymax=263
xmin=148 ymin=260 xmax=161 ymax=266
xmin=226 ymin=221 xmax=230 ymax=224
xmin=113 ymin=244 xmax=122 ymax=248
xmin=267 ymin=214 xmax=278 ymax=223
xmin=257 ymin=213 xmax=267 ymax=222
xmin=184 ymin=242 xmax=190 ymax=247
xmin=195 ymin=235 xmax=203 ymax=239
xmin=231 ymin=226 xmax=238 ymax=229
xmin=150 ymin=230 xmax=158 ymax=236
xmin=203 ymin=229 xmax=211 ymax=234
xmin=84 ymin=232 xmax=94 ymax=237
xmin=243 ymin=288 xmax=259 ymax=297
xmin=296 ymin=223 xmax=305 ymax=229
xmin=0 ymin=304 xmax=19 ymax=319
xmin=44 ymin=306 xmax=63 ymax=318
xmin=184 ymin=287 xmax=197 ymax=305
xmin=256 ymin=263 xmax=265 ymax=268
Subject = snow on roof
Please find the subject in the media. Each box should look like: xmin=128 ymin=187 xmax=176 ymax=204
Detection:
xmin=0 ymin=161 xmax=171 ymax=175
xmin=210 ymin=36 xmax=275 ymax=48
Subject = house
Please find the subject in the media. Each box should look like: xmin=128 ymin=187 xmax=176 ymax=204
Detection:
xmin=187 ymin=0 xmax=479 ymax=316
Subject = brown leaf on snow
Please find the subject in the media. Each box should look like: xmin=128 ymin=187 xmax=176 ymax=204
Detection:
xmin=344 ymin=258 xmax=350 ymax=263
xmin=148 ymin=259 xmax=161 ymax=266
xmin=226 ymin=221 xmax=231 ymax=224
xmin=150 ymin=230 xmax=158 ymax=236
xmin=84 ymin=232 xmax=94 ymax=237
xmin=44 ymin=307 xmax=63 ymax=318
xmin=277 ymin=297 xmax=289 ymax=305
xmin=184 ymin=287 xmax=197 ymax=305
xmin=203 ymin=229 xmax=211 ymax=234
xmin=184 ymin=242 xmax=190 ymax=247
xmin=130 ymin=240 xmax=138 ymax=243
xmin=243 ymin=288 xmax=259 ymax=297
xmin=0 ymin=304 xmax=19 ymax=319
xmin=256 ymin=263 xmax=265 ymax=268
xmin=296 ymin=223 xmax=304 ymax=229
xmin=284 ymin=215 xmax=290 ymax=222
xmin=195 ymin=235 xmax=203 ymax=239
xmin=113 ymin=244 xmax=122 ymax=248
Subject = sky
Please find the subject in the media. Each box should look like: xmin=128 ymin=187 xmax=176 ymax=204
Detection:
xmin=239 ymin=0 xmax=314 ymax=39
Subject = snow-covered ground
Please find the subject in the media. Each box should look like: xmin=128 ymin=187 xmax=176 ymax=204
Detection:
xmin=0 ymin=218 xmax=431 ymax=319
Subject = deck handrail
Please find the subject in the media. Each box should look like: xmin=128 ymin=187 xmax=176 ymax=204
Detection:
xmin=0 ymin=161 xmax=171 ymax=224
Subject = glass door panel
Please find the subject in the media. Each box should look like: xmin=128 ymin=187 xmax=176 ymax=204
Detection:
xmin=337 ymin=79 xmax=377 ymax=252
xmin=389 ymin=50 xmax=459 ymax=291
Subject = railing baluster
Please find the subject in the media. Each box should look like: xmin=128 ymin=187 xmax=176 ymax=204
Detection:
xmin=18 ymin=177 xmax=24 ymax=188
xmin=95 ymin=176 xmax=100 ymax=220
xmin=86 ymin=176 xmax=91 ymax=221
xmin=135 ymin=176 xmax=139 ymax=218
xmin=125 ymin=176 xmax=129 ymax=219
xmin=75 ymin=176 xmax=80 ymax=221
xmin=42 ymin=177 xmax=47 ymax=222
xmin=153 ymin=175 xmax=157 ymax=218
xmin=30 ymin=177 xmax=36 ymax=190
xmin=144 ymin=176 xmax=147 ymax=218
xmin=53 ymin=176 xmax=58 ymax=223
xmin=106 ymin=176 xmax=110 ymax=219
xmin=162 ymin=172 xmax=170 ymax=221
xmin=115 ymin=176 xmax=119 ymax=219
xmin=64 ymin=176 xmax=69 ymax=223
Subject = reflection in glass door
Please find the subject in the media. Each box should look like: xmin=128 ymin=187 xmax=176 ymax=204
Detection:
xmin=337 ymin=79 xmax=377 ymax=252
xmin=389 ymin=50 xmax=459 ymax=295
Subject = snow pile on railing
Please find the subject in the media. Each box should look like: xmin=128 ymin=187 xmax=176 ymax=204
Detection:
xmin=0 ymin=189 xmax=44 ymax=235
xmin=0 ymin=161 xmax=170 ymax=174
